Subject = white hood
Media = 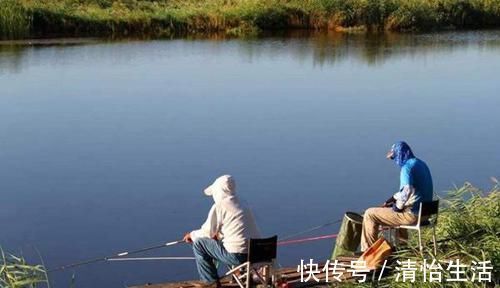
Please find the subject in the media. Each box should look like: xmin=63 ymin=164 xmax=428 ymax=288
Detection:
xmin=190 ymin=175 xmax=260 ymax=253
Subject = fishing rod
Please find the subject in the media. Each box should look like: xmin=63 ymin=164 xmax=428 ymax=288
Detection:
xmin=278 ymin=234 xmax=338 ymax=246
xmin=107 ymin=256 xmax=195 ymax=261
xmin=48 ymin=239 xmax=185 ymax=272
xmin=99 ymin=233 xmax=342 ymax=262
xmin=48 ymin=214 xmax=354 ymax=270
xmin=48 ymin=218 xmax=343 ymax=271
xmin=279 ymin=217 xmax=344 ymax=241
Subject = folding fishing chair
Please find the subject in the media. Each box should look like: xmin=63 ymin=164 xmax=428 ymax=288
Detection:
xmin=225 ymin=236 xmax=277 ymax=288
xmin=386 ymin=200 xmax=440 ymax=255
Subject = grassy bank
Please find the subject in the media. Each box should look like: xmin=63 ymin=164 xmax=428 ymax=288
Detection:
xmin=1 ymin=0 xmax=500 ymax=39
xmin=346 ymin=179 xmax=500 ymax=287
xmin=0 ymin=182 xmax=498 ymax=287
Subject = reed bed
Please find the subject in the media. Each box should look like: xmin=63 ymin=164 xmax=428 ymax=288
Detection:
xmin=0 ymin=248 xmax=48 ymax=288
xmin=0 ymin=0 xmax=30 ymax=39
xmin=346 ymin=179 xmax=500 ymax=287
xmin=1 ymin=0 xmax=500 ymax=39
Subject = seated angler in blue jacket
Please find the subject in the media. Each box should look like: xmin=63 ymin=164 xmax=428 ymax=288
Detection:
xmin=360 ymin=141 xmax=434 ymax=251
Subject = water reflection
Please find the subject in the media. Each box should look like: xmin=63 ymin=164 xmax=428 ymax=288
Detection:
xmin=1 ymin=30 xmax=500 ymax=74
xmin=249 ymin=30 xmax=500 ymax=66
xmin=0 ymin=45 xmax=25 ymax=74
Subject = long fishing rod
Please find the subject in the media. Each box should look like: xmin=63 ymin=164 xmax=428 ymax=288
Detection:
xmin=48 ymin=215 xmax=353 ymax=270
xmin=48 ymin=218 xmax=343 ymax=271
xmin=48 ymin=239 xmax=185 ymax=272
xmin=279 ymin=217 xmax=344 ymax=241
xmin=107 ymin=256 xmax=195 ymax=261
xmin=278 ymin=234 xmax=338 ymax=246
xmin=104 ymin=233 xmax=342 ymax=262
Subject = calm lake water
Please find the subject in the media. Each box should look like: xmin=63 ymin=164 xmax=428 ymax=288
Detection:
xmin=1 ymin=31 xmax=499 ymax=287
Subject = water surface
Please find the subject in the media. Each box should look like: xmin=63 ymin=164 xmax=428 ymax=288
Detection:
xmin=1 ymin=31 xmax=499 ymax=287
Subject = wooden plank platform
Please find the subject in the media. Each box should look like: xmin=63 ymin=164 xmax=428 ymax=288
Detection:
xmin=129 ymin=257 xmax=359 ymax=288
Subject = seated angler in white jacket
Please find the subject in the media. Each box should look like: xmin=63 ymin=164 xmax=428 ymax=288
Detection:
xmin=183 ymin=175 xmax=260 ymax=287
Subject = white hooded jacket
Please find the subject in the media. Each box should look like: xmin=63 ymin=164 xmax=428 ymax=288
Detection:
xmin=190 ymin=176 xmax=260 ymax=254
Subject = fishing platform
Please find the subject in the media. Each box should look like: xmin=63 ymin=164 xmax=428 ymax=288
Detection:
xmin=130 ymin=257 xmax=359 ymax=288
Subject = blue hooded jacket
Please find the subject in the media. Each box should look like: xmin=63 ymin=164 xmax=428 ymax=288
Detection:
xmin=390 ymin=141 xmax=433 ymax=214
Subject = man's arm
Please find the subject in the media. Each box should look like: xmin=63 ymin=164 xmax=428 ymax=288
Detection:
xmin=186 ymin=205 xmax=219 ymax=242
xmin=392 ymin=185 xmax=415 ymax=212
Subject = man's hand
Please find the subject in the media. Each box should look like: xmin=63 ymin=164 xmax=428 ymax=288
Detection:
xmin=382 ymin=201 xmax=394 ymax=207
xmin=382 ymin=196 xmax=396 ymax=207
xmin=183 ymin=232 xmax=193 ymax=244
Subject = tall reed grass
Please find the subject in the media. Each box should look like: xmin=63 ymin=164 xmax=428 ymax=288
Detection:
xmin=0 ymin=0 xmax=30 ymax=39
xmin=1 ymin=0 xmax=500 ymax=39
xmin=345 ymin=180 xmax=500 ymax=287
xmin=0 ymin=248 xmax=48 ymax=288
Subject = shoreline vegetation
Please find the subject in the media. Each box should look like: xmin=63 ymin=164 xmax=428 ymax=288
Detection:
xmin=2 ymin=181 xmax=499 ymax=287
xmin=355 ymin=179 xmax=500 ymax=287
xmin=1 ymin=0 xmax=500 ymax=40
xmin=0 ymin=248 xmax=48 ymax=288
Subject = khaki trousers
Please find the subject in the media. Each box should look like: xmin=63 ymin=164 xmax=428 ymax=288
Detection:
xmin=361 ymin=207 xmax=417 ymax=251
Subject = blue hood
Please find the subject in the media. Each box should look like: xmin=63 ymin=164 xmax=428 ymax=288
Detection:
xmin=390 ymin=141 xmax=415 ymax=167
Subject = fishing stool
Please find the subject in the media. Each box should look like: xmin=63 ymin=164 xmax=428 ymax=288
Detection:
xmin=385 ymin=200 xmax=440 ymax=255
xmin=225 ymin=235 xmax=277 ymax=288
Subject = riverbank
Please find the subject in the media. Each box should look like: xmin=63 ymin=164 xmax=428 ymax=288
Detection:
xmin=135 ymin=181 xmax=500 ymax=287
xmin=3 ymin=181 xmax=498 ymax=286
xmin=2 ymin=0 xmax=500 ymax=39
xmin=360 ymin=179 xmax=500 ymax=287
